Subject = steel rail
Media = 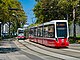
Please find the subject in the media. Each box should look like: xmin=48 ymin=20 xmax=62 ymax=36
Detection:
xmin=18 ymin=40 xmax=64 ymax=60
xmin=23 ymin=40 xmax=80 ymax=59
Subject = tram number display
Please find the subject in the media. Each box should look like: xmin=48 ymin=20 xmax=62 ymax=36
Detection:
xmin=57 ymin=24 xmax=66 ymax=26
xmin=57 ymin=28 xmax=66 ymax=30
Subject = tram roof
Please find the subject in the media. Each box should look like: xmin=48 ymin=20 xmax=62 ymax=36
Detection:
xmin=30 ymin=26 xmax=37 ymax=29
xmin=30 ymin=20 xmax=68 ymax=28
xmin=50 ymin=20 xmax=68 ymax=22
xmin=39 ymin=20 xmax=68 ymax=26
xmin=18 ymin=28 xmax=25 ymax=30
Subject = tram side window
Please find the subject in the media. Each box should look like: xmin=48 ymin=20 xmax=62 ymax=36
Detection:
xmin=29 ymin=29 xmax=34 ymax=36
xmin=44 ymin=26 xmax=48 ymax=37
xmin=48 ymin=25 xmax=55 ymax=38
xmin=37 ymin=27 xmax=43 ymax=37
xmin=37 ymin=28 xmax=41 ymax=37
xmin=34 ymin=28 xmax=37 ymax=37
xmin=40 ymin=27 xmax=43 ymax=37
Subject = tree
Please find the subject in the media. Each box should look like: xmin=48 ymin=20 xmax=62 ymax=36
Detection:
xmin=58 ymin=0 xmax=80 ymax=41
xmin=58 ymin=0 xmax=80 ymax=23
xmin=0 ymin=0 xmax=27 ymax=37
xmin=33 ymin=0 xmax=68 ymax=24
xmin=33 ymin=0 xmax=80 ymax=25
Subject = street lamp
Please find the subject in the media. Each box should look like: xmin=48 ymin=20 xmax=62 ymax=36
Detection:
xmin=8 ymin=8 xmax=20 ymax=11
xmin=73 ymin=5 xmax=79 ymax=43
xmin=8 ymin=8 xmax=19 ymax=37
xmin=12 ymin=13 xmax=18 ymax=35
xmin=32 ymin=17 xmax=35 ymax=24
xmin=8 ymin=8 xmax=23 ymax=36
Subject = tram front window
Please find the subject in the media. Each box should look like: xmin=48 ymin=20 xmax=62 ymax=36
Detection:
xmin=18 ymin=33 xmax=24 ymax=36
xmin=19 ymin=30 xmax=24 ymax=33
xmin=56 ymin=22 xmax=67 ymax=38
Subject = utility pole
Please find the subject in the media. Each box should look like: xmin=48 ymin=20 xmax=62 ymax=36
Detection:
xmin=73 ymin=5 xmax=80 ymax=43
xmin=0 ymin=22 xmax=1 ymax=39
xmin=73 ymin=8 xmax=76 ymax=43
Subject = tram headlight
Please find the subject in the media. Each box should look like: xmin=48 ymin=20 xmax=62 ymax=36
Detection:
xmin=62 ymin=39 xmax=64 ymax=42
xmin=66 ymin=39 xmax=69 ymax=42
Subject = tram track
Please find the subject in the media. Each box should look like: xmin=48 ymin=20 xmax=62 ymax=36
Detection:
xmin=2 ymin=40 xmax=46 ymax=60
xmin=68 ymin=46 xmax=80 ymax=51
xmin=22 ymin=40 xmax=80 ymax=59
xmin=1 ymin=39 xmax=61 ymax=60
xmin=18 ymin=40 xmax=63 ymax=60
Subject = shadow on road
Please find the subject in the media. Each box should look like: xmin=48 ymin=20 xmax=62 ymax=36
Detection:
xmin=0 ymin=38 xmax=20 ymax=53
xmin=0 ymin=48 xmax=20 ymax=53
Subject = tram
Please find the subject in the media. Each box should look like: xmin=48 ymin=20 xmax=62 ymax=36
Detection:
xmin=28 ymin=20 xmax=69 ymax=47
xmin=17 ymin=28 xmax=26 ymax=40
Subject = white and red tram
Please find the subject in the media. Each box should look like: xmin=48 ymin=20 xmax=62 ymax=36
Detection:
xmin=28 ymin=20 xmax=69 ymax=47
xmin=17 ymin=28 xmax=26 ymax=40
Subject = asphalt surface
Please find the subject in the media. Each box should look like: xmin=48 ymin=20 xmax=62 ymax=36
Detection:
xmin=0 ymin=39 xmax=61 ymax=60
xmin=0 ymin=38 xmax=80 ymax=60
xmin=18 ymin=39 xmax=80 ymax=60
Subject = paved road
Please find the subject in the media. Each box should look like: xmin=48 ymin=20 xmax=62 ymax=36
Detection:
xmin=1 ymin=38 xmax=80 ymax=60
xmin=18 ymin=39 xmax=80 ymax=60
xmin=15 ymin=40 xmax=60 ymax=60
xmin=0 ymin=39 xmax=60 ymax=60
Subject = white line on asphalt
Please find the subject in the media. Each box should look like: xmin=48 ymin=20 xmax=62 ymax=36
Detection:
xmin=19 ymin=41 xmax=80 ymax=60
xmin=62 ymin=49 xmax=80 ymax=53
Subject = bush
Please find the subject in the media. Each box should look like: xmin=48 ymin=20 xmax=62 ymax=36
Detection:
xmin=69 ymin=38 xmax=75 ymax=44
xmin=69 ymin=37 xmax=80 ymax=44
xmin=0 ymin=37 xmax=1 ymax=39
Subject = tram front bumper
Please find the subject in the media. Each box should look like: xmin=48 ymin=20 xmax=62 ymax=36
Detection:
xmin=55 ymin=42 xmax=69 ymax=47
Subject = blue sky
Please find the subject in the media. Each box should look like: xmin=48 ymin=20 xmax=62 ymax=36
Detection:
xmin=19 ymin=0 xmax=36 ymax=25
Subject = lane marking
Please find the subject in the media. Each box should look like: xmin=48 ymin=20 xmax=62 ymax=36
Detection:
xmin=62 ymin=49 xmax=80 ymax=53
xmin=19 ymin=41 xmax=80 ymax=60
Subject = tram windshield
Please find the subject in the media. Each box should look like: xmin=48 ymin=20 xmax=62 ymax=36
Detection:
xmin=18 ymin=30 xmax=24 ymax=33
xmin=56 ymin=22 xmax=67 ymax=38
xmin=18 ymin=33 xmax=24 ymax=36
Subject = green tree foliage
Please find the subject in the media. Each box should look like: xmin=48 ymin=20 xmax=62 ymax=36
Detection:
xmin=33 ymin=0 xmax=80 ymax=25
xmin=0 ymin=0 xmax=27 ymax=36
xmin=58 ymin=0 xmax=80 ymax=25
xmin=33 ymin=0 xmax=67 ymax=24
xmin=0 ymin=0 xmax=27 ymax=26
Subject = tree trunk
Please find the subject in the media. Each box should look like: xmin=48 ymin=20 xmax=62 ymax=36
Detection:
xmin=0 ymin=24 xmax=1 ymax=37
